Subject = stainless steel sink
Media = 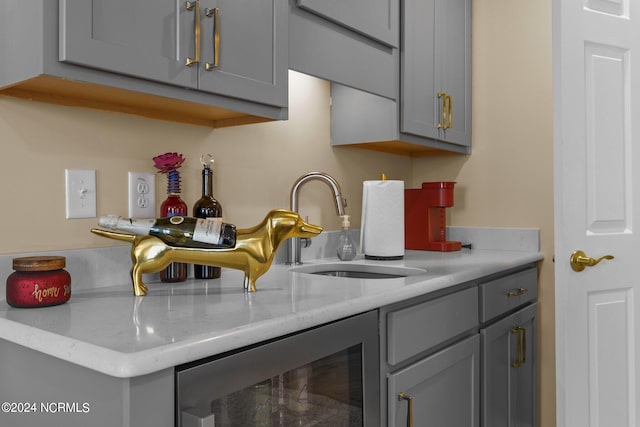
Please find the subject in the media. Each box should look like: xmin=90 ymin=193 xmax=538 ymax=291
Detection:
xmin=289 ymin=263 xmax=427 ymax=279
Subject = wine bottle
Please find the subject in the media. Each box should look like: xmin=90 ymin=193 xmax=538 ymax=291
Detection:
xmin=156 ymin=156 xmax=189 ymax=283
xmin=98 ymin=215 xmax=236 ymax=249
xmin=193 ymin=155 xmax=223 ymax=279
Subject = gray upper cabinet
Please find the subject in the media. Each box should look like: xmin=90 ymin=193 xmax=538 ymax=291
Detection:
xmin=0 ymin=0 xmax=286 ymax=128
xmin=330 ymin=0 xmax=471 ymax=156
xmin=60 ymin=0 xmax=287 ymax=108
xmin=401 ymin=0 xmax=471 ymax=147
xmin=288 ymin=0 xmax=398 ymax=100
xmin=200 ymin=0 xmax=288 ymax=107
xmin=296 ymin=0 xmax=398 ymax=47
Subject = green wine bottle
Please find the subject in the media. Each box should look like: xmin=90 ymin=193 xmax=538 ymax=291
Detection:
xmin=98 ymin=215 xmax=236 ymax=249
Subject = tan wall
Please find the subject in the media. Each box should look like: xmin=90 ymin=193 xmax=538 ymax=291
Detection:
xmin=412 ymin=0 xmax=555 ymax=424
xmin=0 ymin=0 xmax=554 ymax=423
xmin=0 ymin=71 xmax=412 ymax=254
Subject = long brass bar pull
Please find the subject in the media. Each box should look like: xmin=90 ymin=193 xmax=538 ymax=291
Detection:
xmin=511 ymin=326 xmax=524 ymax=368
xmin=522 ymin=326 xmax=527 ymax=364
xmin=437 ymin=93 xmax=447 ymax=129
xmin=446 ymin=95 xmax=453 ymax=129
xmin=398 ymin=392 xmax=414 ymax=427
xmin=185 ymin=0 xmax=201 ymax=67
xmin=205 ymin=7 xmax=220 ymax=71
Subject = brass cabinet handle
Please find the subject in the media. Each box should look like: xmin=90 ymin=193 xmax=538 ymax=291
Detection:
xmin=570 ymin=250 xmax=614 ymax=272
xmin=437 ymin=93 xmax=453 ymax=130
xmin=437 ymin=92 xmax=447 ymax=129
xmin=511 ymin=326 xmax=527 ymax=368
xmin=507 ymin=287 xmax=528 ymax=297
xmin=205 ymin=7 xmax=220 ymax=71
xmin=185 ymin=0 xmax=201 ymax=67
xmin=398 ymin=392 xmax=414 ymax=427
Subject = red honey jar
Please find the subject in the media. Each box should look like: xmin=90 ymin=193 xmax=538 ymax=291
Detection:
xmin=6 ymin=256 xmax=71 ymax=308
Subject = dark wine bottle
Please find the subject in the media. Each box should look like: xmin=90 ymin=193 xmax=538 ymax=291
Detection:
xmin=193 ymin=157 xmax=224 ymax=279
xmin=97 ymin=215 xmax=236 ymax=249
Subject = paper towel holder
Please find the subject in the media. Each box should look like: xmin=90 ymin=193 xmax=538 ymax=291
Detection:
xmin=361 ymin=178 xmax=405 ymax=260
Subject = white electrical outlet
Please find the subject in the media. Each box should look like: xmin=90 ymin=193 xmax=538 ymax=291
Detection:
xmin=65 ymin=169 xmax=97 ymax=219
xmin=128 ymin=172 xmax=155 ymax=218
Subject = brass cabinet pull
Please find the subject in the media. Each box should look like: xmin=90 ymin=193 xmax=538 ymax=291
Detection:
xmin=507 ymin=287 xmax=528 ymax=297
xmin=205 ymin=7 xmax=220 ymax=71
xmin=437 ymin=92 xmax=447 ymax=129
xmin=570 ymin=250 xmax=614 ymax=272
xmin=437 ymin=93 xmax=453 ymax=130
xmin=511 ymin=326 xmax=527 ymax=368
xmin=185 ymin=0 xmax=201 ymax=67
xmin=398 ymin=392 xmax=414 ymax=427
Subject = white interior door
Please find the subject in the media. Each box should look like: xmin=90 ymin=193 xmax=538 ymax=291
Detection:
xmin=554 ymin=0 xmax=640 ymax=426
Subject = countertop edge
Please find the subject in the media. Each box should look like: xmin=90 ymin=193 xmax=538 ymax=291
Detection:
xmin=0 ymin=251 xmax=543 ymax=378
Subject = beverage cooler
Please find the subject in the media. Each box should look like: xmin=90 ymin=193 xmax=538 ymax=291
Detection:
xmin=176 ymin=311 xmax=380 ymax=427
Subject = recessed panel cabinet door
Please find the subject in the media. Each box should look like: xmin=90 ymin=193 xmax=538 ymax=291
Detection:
xmin=388 ymin=335 xmax=480 ymax=427
xmin=481 ymin=304 xmax=536 ymax=427
xmin=401 ymin=0 xmax=470 ymax=147
xmin=59 ymin=0 xmax=198 ymax=88
xmin=199 ymin=0 xmax=287 ymax=107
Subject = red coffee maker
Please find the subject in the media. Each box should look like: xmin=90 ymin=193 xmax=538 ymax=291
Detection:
xmin=405 ymin=182 xmax=461 ymax=251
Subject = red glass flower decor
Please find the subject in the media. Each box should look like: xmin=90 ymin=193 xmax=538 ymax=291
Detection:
xmin=153 ymin=152 xmax=185 ymax=174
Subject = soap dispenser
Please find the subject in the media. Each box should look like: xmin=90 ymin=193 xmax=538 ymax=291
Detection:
xmin=337 ymin=215 xmax=357 ymax=261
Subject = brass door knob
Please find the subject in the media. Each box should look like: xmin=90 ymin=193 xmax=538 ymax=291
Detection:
xmin=570 ymin=250 xmax=614 ymax=272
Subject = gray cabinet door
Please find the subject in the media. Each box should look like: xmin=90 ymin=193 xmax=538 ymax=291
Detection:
xmin=198 ymin=0 xmax=288 ymax=107
xmin=481 ymin=304 xmax=537 ymax=427
xmin=388 ymin=334 xmax=480 ymax=427
xmin=296 ymin=0 xmax=398 ymax=47
xmin=59 ymin=0 xmax=198 ymax=89
xmin=401 ymin=0 xmax=471 ymax=147
xmin=60 ymin=0 xmax=287 ymax=107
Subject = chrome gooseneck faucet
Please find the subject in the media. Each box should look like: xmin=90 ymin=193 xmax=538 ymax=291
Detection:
xmin=288 ymin=172 xmax=346 ymax=265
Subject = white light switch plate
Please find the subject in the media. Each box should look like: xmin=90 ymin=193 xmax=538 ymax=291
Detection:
xmin=65 ymin=169 xmax=97 ymax=219
xmin=128 ymin=172 xmax=155 ymax=218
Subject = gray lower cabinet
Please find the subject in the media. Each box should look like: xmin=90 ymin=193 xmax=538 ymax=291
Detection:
xmin=381 ymin=266 xmax=538 ymax=426
xmin=380 ymin=285 xmax=480 ymax=426
xmin=0 ymin=337 xmax=175 ymax=427
xmin=479 ymin=267 xmax=537 ymax=427
xmin=388 ymin=335 xmax=480 ymax=427
xmin=0 ymin=0 xmax=287 ymax=128
xmin=481 ymin=304 xmax=537 ymax=427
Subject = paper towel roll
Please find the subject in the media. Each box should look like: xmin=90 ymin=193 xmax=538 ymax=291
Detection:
xmin=360 ymin=180 xmax=404 ymax=259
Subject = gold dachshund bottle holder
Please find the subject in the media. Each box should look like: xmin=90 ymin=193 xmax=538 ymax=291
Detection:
xmin=91 ymin=209 xmax=323 ymax=296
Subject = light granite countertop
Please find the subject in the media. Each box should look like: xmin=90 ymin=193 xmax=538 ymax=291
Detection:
xmin=0 ymin=243 xmax=542 ymax=379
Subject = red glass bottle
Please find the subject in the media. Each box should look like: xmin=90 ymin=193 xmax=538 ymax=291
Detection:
xmin=160 ymin=169 xmax=188 ymax=282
